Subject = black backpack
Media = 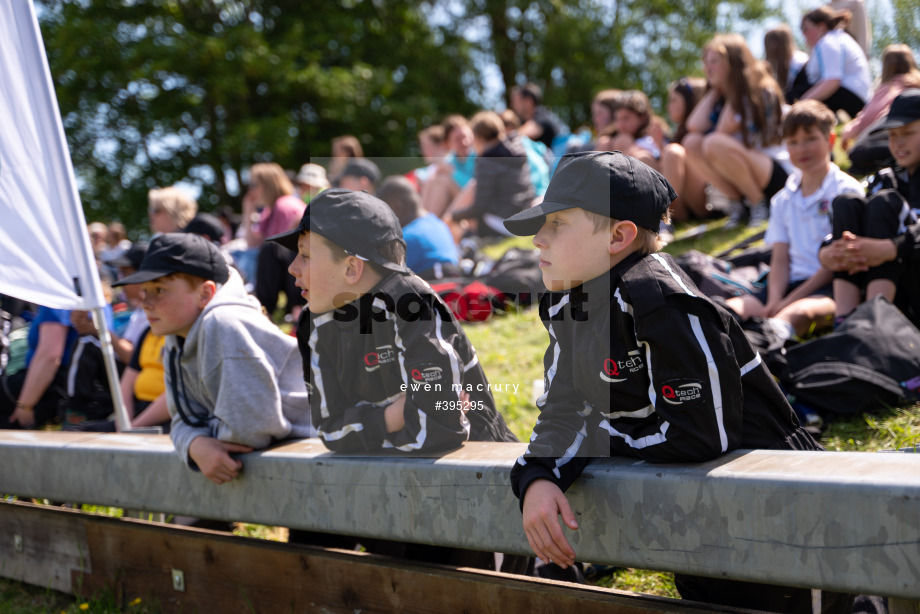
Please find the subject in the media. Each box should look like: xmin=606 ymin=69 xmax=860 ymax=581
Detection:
xmin=676 ymin=249 xmax=768 ymax=300
xmin=482 ymin=247 xmax=545 ymax=307
xmin=782 ymin=296 xmax=920 ymax=416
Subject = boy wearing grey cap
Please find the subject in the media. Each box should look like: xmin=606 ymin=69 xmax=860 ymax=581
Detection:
xmin=113 ymin=233 xmax=313 ymax=485
xmin=269 ymin=188 xmax=516 ymax=454
xmin=505 ymin=152 xmax=842 ymax=612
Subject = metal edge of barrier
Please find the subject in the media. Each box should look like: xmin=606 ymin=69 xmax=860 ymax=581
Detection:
xmin=0 ymin=432 xmax=918 ymax=599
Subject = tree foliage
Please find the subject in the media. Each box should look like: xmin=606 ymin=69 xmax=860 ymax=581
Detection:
xmin=451 ymin=0 xmax=777 ymax=130
xmin=38 ymin=0 xmax=779 ymax=233
xmin=39 ymin=0 xmax=477 ymax=231
xmin=870 ymin=0 xmax=920 ymax=55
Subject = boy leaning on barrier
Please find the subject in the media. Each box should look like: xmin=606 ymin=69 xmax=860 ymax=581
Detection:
xmin=503 ymin=151 xmax=853 ymax=613
xmin=113 ymin=233 xmax=313 ymax=485
xmin=270 ymin=188 xmax=525 ymax=572
xmin=268 ymin=188 xmax=517 ymax=454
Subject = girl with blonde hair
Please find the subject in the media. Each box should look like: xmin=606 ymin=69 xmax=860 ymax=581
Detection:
xmin=148 ymin=186 xmax=197 ymax=234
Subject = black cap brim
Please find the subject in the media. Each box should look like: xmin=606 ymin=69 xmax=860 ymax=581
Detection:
xmin=503 ymin=200 xmax=579 ymax=236
xmin=266 ymin=226 xmax=303 ymax=252
xmin=111 ymin=269 xmax=174 ymax=287
xmin=871 ymin=117 xmax=915 ymax=134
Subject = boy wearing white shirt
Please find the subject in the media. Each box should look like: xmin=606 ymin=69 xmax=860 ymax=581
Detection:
xmin=726 ymin=100 xmax=863 ymax=339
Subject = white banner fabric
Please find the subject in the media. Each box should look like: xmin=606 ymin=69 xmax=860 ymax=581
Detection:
xmin=0 ymin=0 xmax=105 ymax=310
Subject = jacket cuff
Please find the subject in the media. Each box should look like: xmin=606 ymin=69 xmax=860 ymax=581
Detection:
xmin=361 ymin=405 xmax=389 ymax=450
xmin=511 ymin=462 xmax=559 ymax=511
xmin=171 ymin=425 xmax=213 ymax=470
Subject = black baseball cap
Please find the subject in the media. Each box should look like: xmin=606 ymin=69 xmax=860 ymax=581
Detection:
xmin=266 ymin=188 xmax=409 ymax=274
xmin=106 ymin=241 xmax=148 ymax=271
xmin=112 ymin=233 xmax=230 ymax=287
xmin=182 ymin=213 xmax=225 ymax=243
xmin=874 ymin=88 xmax=920 ymax=132
xmin=503 ymin=151 xmax=677 ymax=236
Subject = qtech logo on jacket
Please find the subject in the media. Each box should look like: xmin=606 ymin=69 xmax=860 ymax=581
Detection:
xmin=410 ymin=364 xmax=444 ymax=384
xmin=601 ymin=350 xmax=645 ymax=383
xmin=364 ymin=345 xmax=396 ymax=372
xmin=661 ymin=379 xmax=705 ymax=406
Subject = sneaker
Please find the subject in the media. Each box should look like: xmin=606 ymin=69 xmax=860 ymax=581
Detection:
xmin=723 ymin=201 xmax=747 ymax=229
xmin=766 ymin=317 xmax=796 ymax=342
xmin=705 ymin=185 xmax=732 ymax=214
xmin=747 ymin=200 xmax=769 ymax=228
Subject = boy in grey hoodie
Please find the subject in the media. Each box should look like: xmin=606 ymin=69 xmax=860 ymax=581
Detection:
xmin=114 ymin=233 xmax=313 ymax=484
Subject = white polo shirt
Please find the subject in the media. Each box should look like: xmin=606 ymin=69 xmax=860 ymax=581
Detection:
xmin=805 ymin=28 xmax=871 ymax=103
xmin=766 ymin=163 xmax=864 ymax=282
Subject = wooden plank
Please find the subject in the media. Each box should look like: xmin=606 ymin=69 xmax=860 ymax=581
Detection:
xmin=0 ymin=501 xmax=746 ymax=614
xmin=889 ymin=600 xmax=920 ymax=614
xmin=0 ymin=500 xmax=91 ymax=593
xmin=77 ymin=518 xmax=748 ymax=614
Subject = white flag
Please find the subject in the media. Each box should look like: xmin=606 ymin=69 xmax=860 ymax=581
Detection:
xmin=0 ymin=0 xmax=105 ymax=310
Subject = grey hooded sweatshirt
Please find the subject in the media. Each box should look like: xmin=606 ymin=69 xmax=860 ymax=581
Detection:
xmin=165 ymin=269 xmax=314 ymax=467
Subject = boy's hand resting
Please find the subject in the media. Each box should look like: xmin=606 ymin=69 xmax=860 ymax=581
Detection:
xmin=820 ymin=231 xmax=898 ymax=275
xmin=522 ymin=479 xmax=579 ymax=568
xmin=188 ymin=436 xmax=254 ymax=485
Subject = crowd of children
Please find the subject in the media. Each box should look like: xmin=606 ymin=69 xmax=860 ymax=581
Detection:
xmin=3 ymin=3 xmax=918 ymax=611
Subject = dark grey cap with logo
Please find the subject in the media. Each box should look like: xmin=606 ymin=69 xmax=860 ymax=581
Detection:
xmin=267 ymin=188 xmax=409 ymax=275
xmin=503 ymin=151 xmax=677 ymax=236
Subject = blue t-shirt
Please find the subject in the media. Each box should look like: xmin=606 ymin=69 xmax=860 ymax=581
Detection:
xmin=26 ymin=305 xmax=114 ymax=366
xmin=447 ymin=151 xmax=477 ymax=188
xmin=403 ymin=214 xmax=460 ymax=274
xmin=27 ymin=307 xmax=76 ymax=366
xmin=521 ymin=137 xmax=550 ymax=197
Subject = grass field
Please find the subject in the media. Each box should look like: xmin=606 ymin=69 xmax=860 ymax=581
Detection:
xmin=4 ymin=218 xmax=919 ymax=610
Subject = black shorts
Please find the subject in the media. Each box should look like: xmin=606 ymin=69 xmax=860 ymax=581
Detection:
xmin=762 ymin=159 xmax=789 ymax=202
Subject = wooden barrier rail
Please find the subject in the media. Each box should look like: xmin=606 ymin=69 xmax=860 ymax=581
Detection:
xmin=1 ymin=432 xmax=918 ymax=609
xmin=0 ymin=500 xmax=749 ymax=613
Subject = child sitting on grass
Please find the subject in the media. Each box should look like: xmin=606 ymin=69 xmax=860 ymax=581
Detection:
xmin=725 ymin=99 xmax=863 ymax=340
xmin=821 ymin=88 xmax=920 ymax=327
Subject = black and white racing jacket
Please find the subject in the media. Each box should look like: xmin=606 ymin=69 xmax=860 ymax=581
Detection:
xmin=511 ymin=251 xmax=818 ymax=502
xmin=297 ymin=272 xmax=517 ymax=454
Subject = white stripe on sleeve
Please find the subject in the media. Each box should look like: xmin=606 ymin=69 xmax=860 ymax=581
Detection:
xmin=651 ymin=253 xmax=697 ymax=297
xmin=739 ymin=353 xmax=762 ymax=377
xmin=688 ymin=313 xmax=728 ymax=452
